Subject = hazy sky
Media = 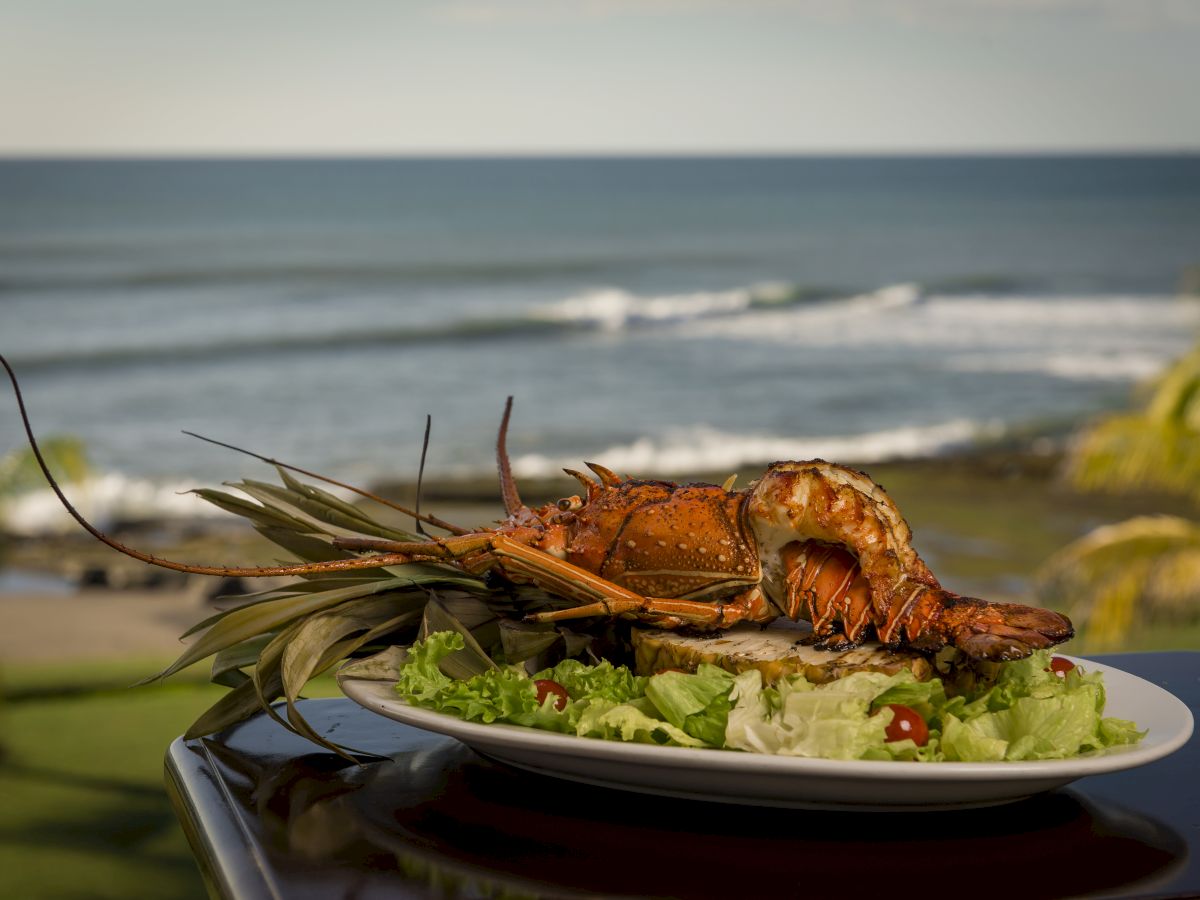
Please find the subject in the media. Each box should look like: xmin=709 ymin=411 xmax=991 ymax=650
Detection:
xmin=3 ymin=0 xmax=1198 ymax=155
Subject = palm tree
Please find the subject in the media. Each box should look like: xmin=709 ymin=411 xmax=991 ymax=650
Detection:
xmin=1038 ymin=344 xmax=1200 ymax=649
xmin=1067 ymin=344 xmax=1200 ymax=503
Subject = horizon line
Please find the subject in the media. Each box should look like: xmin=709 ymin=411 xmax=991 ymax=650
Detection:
xmin=3 ymin=147 xmax=1199 ymax=162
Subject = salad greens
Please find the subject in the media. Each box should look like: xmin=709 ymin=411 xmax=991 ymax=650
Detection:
xmin=394 ymin=632 xmax=1144 ymax=761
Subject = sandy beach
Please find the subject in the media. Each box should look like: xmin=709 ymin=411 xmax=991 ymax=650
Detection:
xmin=0 ymin=496 xmax=509 ymax=666
xmin=0 ymin=584 xmax=208 ymax=664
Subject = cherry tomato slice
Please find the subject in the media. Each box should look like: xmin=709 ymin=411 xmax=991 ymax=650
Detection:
xmin=534 ymin=679 xmax=569 ymax=711
xmin=1048 ymin=656 xmax=1076 ymax=677
xmin=878 ymin=703 xmax=929 ymax=747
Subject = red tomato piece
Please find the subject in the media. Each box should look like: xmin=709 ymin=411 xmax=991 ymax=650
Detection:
xmin=878 ymin=703 xmax=929 ymax=747
xmin=1048 ymin=657 xmax=1076 ymax=677
xmin=534 ymin=679 xmax=569 ymax=711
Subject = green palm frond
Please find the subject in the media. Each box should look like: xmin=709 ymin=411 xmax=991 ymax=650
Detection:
xmin=1036 ymin=515 xmax=1200 ymax=649
xmin=0 ymin=436 xmax=91 ymax=498
xmin=1066 ymin=345 xmax=1200 ymax=502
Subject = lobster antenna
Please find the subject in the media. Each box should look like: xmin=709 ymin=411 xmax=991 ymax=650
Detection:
xmin=181 ymin=430 xmax=468 ymax=535
xmin=414 ymin=414 xmax=431 ymax=537
xmin=0 ymin=353 xmax=416 ymax=577
xmin=497 ymin=396 xmax=523 ymax=515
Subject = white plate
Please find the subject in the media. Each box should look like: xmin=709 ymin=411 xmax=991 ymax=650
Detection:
xmin=338 ymin=656 xmax=1193 ymax=811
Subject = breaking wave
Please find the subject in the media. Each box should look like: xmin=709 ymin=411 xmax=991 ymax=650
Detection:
xmin=531 ymin=281 xmax=839 ymax=331
xmin=512 ymin=419 xmax=1000 ymax=480
xmin=0 ymin=280 xmax=837 ymax=372
xmin=5 ymin=281 xmax=1194 ymax=393
xmin=0 ymin=473 xmax=230 ymax=536
xmin=3 ymin=419 xmax=1002 ymax=534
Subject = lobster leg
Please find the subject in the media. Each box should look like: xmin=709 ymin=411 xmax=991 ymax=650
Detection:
xmin=334 ymin=533 xmax=744 ymax=624
xmin=528 ymin=587 xmax=774 ymax=628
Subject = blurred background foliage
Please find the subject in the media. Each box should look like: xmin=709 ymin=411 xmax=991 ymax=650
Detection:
xmin=0 ymin=436 xmax=90 ymax=499
xmin=1039 ymin=339 xmax=1200 ymax=650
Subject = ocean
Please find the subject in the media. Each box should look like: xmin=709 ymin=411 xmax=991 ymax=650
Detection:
xmin=2 ymin=156 xmax=1199 ymax=529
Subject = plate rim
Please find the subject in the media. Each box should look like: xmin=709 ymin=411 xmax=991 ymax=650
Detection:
xmin=337 ymin=655 xmax=1194 ymax=783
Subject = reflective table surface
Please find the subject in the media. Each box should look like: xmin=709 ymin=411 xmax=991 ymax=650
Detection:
xmin=165 ymin=652 xmax=1199 ymax=899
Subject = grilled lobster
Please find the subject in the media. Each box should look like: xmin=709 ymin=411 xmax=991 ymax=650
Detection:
xmin=3 ymin=355 xmax=1071 ymax=661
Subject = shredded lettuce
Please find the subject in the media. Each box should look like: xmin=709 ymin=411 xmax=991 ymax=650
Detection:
xmin=393 ymin=633 xmax=1144 ymax=761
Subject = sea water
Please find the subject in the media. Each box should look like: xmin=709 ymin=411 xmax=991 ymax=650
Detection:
xmin=1 ymin=156 xmax=1198 ymax=528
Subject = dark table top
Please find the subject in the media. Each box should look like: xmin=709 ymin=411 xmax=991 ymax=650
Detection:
xmin=166 ymin=651 xmax=1199 ymax=900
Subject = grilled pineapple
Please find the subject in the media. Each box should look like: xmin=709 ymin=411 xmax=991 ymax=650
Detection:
xmin=632 ymin=622 xmax=934 ymax=684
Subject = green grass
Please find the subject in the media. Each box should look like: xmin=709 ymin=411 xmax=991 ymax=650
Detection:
xmin=0 ymin=660 xmax=342 ymax=900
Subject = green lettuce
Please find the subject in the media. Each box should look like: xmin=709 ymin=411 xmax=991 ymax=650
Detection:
xmin=644 ymin=665 xmax=737 ymax=746
xmin=392 ymin=634 xmax=1144 ymax=761
xmin=573 ymin=697 xmax=708 ymax=747
xmin=393 ymin=632 xmax=719 ymax=747
xmin=939 ymin=663 xmax=1144 ymax=761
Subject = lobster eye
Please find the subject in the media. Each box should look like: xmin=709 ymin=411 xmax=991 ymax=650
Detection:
xmin=557 ymin=495 xmax=583 ymax=512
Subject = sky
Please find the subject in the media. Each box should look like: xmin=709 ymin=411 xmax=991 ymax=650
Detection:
xmin=2 ymin=0 xmax=1199 ymax=155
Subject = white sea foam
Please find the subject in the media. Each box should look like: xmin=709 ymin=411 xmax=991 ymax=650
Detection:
xmin=533 ymin=283 xmax=785 ymax=331
xmin=512 ymin=419 xmax=998 ymax=480
xmin=945 ymin=351 xmax=1172 ymax=381
xmin=0 ymin=473 xmax=231 ymax=537
xmin=685 ymin=292 xmax=1191 ymax=343
xmin=677 ymin=290 xmax=1200 ymax=382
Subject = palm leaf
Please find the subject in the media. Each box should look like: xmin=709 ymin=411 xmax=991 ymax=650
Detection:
xmin=1069 ymin=417 xmax=1200 ymax=503
xmin=1066 ymin=344 xmax=1200 ymax=503
xmin=1037 ymin=515 xmax=1200 ymax=649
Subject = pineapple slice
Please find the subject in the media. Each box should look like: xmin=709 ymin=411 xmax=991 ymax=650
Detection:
xmin=632 ymin=622 xmax=934 ymax=684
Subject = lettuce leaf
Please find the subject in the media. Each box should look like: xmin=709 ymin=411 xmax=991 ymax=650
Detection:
xmin=393 ymin=632 xmax=716 ymax=746
xmin=644 ymin=665 xmax=736 ymax=746
xmin=573 ymin=697 xmax=708 ymax=747
xmin=392 ymin=634 xmax=1144 ymax=761
xmin=939 ymin=658 xmax=1146 ymax=761
xmin=725 ymin=669 xmax=895 ymax=759
xmin=393 ymin=632 xmax=568 ymax=730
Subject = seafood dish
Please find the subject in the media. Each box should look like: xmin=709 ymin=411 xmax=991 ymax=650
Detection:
xmin=0 ymin=354 xmax=1143 ymax=763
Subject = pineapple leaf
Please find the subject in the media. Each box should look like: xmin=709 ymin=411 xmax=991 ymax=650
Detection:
xmin=211 ymin=634 xmax=275 ymax=688
xmin=190 ymin=487 xmax=314 ymax=532
xmin=145 ymin=576 xmax=421 ymax=683
xmin=253 ymin=526 xmax=355 ymax=564
xmin=420 ymin=595 xmax=499 ymax=678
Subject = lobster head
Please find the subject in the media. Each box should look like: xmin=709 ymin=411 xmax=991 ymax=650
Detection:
xmin=497 ymin=402 xmax=758 ymax=599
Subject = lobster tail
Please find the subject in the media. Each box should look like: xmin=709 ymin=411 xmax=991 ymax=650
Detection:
xmin=884 ymin=586 xmax=1075 ymax=662
xmin=750 ymin=464 xmax=1075 ymax=662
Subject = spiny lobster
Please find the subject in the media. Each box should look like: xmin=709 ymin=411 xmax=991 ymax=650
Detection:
xmin=2 ymin=355 xmax=1071 ymax=661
